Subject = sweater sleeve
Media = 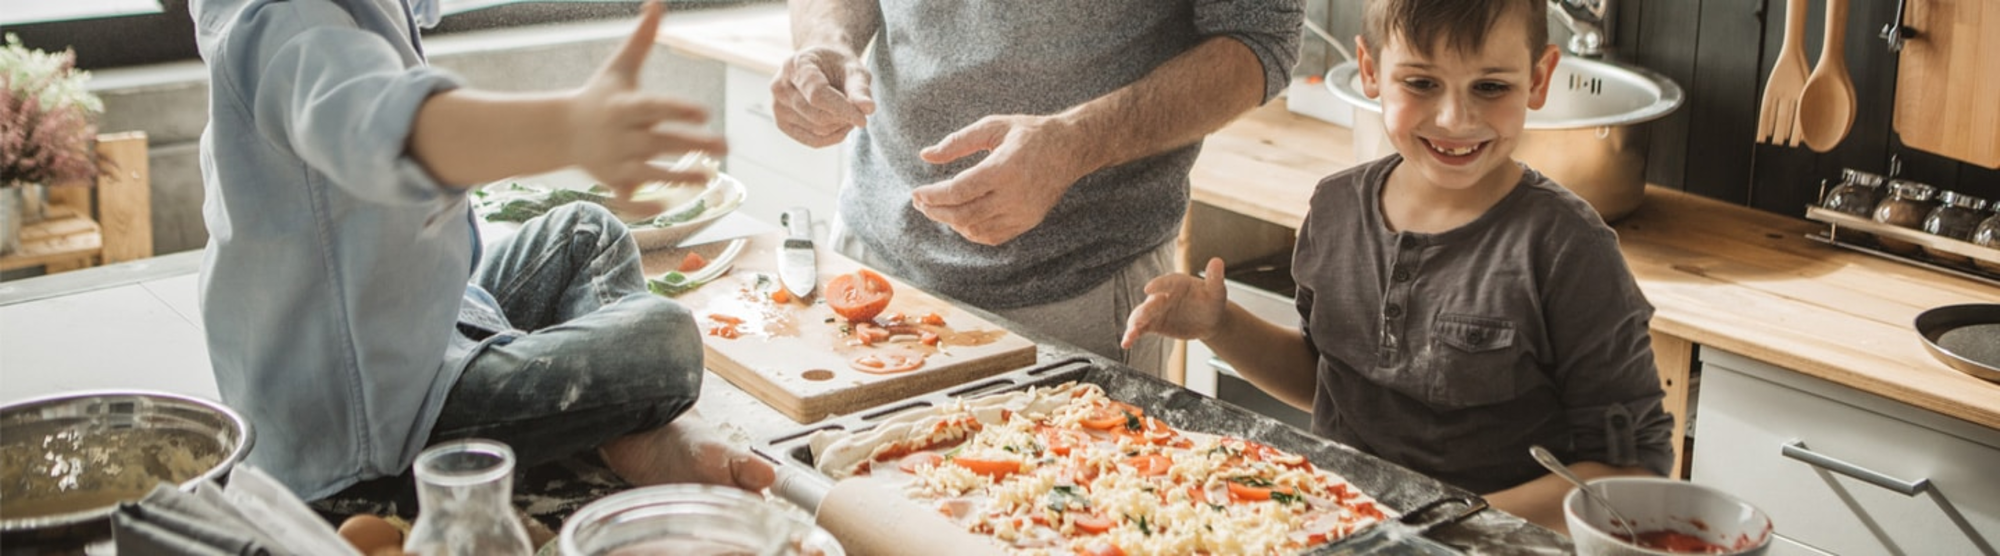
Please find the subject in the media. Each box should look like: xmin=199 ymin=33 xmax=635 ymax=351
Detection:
xmin=220 ymin=0 xmax=465 ymax=207
xmin=1194 ymin=0 xmax=1304 ymax=102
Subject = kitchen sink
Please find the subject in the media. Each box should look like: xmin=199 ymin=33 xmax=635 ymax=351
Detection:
xmin=1325 ymin=57 xmax=1683 ymax=221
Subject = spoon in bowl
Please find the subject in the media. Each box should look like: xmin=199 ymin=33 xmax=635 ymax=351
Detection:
xmin=1530 ymin=445 xmax=1638 ymax=541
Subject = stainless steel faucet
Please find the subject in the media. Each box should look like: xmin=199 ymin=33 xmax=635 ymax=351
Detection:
xmin=1549 ymin=0 xmax=1611 ymax=57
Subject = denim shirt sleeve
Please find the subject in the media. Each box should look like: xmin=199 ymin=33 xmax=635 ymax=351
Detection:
xmin=1193 ymin=0 xmax=1304 ymax=102
xmin=217 ymin=0 xmax=465 ymax=208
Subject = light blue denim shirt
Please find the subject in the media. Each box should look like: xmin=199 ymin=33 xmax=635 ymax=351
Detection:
xmin=191 ymin=0 xmax=510 ymax=499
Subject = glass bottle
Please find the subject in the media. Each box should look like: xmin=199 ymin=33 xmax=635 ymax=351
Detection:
xmin=404 ymin=439 xmax=533 ymax=556
xmin=1871 ymin=179 xmax=1938 ymax=256
xmin=1820 ymin=168 xmax=1887 ymax=217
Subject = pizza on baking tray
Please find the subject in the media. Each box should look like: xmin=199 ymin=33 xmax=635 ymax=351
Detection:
xmin=812 ymin=382 xmax=1392 ymax=555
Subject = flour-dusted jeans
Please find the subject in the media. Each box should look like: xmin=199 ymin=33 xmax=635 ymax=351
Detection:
xmin=314 ymin=203 xmax=700 ymax=515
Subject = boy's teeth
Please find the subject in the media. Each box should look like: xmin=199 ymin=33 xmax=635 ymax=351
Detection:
xmin=1430 ymin=141 xmax=1478 ymax=156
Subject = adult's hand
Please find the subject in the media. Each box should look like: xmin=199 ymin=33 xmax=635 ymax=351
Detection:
xmin=1122 ymin=257 xmax=1230 ymax=349
xmin=771 ymin=47 xmax=875 ymax=147
xmin=568 ymin=0 xmax=728 ymax=202
xmin=908 ymin=115 xmax=1094 ymax=246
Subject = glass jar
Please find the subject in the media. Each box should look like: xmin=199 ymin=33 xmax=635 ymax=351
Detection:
xmin=1922 ymin=191 xmax=1991 ymax=265
xmin=1820 ymin=168 xmax=1887 ymax=217
xmin=560 ymin=484 xmax=841 ymax=556
xmin=404 ymin=439 xmax=533 ymax=556
xmin=1973 ymin=207 xmax=2000 ymax=274
xmin=1871 ymin=179 xmax=1938 ymax=255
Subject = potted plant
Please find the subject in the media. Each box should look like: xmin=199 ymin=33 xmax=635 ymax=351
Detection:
xmin=1 ymin=33 xmax=103 ymax=255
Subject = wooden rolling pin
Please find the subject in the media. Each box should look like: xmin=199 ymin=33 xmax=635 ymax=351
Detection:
xmin=773 ymin=467 xmax=1007 ymax=556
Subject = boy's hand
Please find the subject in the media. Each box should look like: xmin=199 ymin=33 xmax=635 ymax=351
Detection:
xmin=569 ymin=0 xmax=728 ymax=203
xmin=908 ymin=114 xmax=1093 ymax=246
xmin=1122 ymin=257 xmax=1230 ymax=349
xmin=771 ymin=46 xmax=874 ymax=147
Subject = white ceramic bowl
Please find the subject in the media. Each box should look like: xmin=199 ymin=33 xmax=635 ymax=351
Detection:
xmin=1565 ymin=477 xmax=1773 ymax=556
xmin=624 ymin=172 xmax=746 ymax=251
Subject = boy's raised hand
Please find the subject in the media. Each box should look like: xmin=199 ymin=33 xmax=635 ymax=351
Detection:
xmin=1121 ymin=257 xmax=1231 ymax=349
xmin=569 ymin=0 xmax=728 ymax=202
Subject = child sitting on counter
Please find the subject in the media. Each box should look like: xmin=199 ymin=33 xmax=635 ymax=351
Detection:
xmin=1121 ymin=0 xmax=1674 ymax=534
xmin=188 ymin=0 xmax=772 ymax=510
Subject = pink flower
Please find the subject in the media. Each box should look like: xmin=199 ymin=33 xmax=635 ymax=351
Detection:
xmin=1 ymin=34 xmax=102 ymax=187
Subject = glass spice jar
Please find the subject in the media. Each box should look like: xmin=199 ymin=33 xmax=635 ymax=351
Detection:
xmin=1821 ymin=168 xmax=1887 ymax=216
xmin=403 ymin=439 xmax=533 ymax=556
xmin=1923 ymin=191 xmax=1991 ymax=265
xmin=1872 ymin=179 xmax=1938 ymax=255
xmin=1972 ymin=206 xmax=2000 ymax=274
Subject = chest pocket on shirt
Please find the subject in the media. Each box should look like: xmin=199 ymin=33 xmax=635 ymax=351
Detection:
xmin=1420 ymin=313 xmax=1523 ymax=409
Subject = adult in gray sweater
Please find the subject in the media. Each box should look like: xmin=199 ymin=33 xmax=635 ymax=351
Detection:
xmin=773 ymin=0 xmax=1303 ymax=375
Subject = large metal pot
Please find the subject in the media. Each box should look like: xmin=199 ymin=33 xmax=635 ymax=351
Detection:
xmin=1326 ymin=57 xmax=1684 ymax=222
xmin=1 ymin=390 xmax=255 ymax=550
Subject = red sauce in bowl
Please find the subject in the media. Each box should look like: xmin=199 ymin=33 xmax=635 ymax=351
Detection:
xmin=1615 ymin=530 xmax=1728 ymax=554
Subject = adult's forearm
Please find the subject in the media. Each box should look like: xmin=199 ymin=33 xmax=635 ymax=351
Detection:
xmin=1203 ymin=303 xmax=1321 ymax=410
xmin=1055 ymin=36 xmax=1266 ymax=174
xmin=789 ymin=0 xmax=880 ymax=55
xmin=409 ymin=89 xmax=576 ymax=187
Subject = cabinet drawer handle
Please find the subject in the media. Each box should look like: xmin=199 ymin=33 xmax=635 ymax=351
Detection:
xmin=1780 ymin=441 xmax=1932 ymax=496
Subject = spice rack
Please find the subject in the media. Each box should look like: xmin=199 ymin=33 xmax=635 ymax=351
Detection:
xmin=1803 ymin=206 xmax=2000 ymax=287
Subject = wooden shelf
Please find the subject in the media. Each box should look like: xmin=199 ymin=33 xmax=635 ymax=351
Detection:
xmin=1 ymin=207 xmax=103 ymax=272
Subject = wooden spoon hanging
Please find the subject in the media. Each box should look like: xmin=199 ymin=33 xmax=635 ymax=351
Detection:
xmin=1798 ymin=0 xmax=1857 ymax=152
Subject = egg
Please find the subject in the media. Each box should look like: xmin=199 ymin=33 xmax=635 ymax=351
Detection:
xmin=337 ymin=514 xmax=403 ymax=555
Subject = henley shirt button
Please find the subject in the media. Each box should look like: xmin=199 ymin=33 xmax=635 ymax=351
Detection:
xmin=1399 ymin=235 xmax=1420 ymax=249
xmin=1384 ymin=304 xmax=1403 ymax=318
xmin=1392 ymin=268 xmax=1412 ymax=283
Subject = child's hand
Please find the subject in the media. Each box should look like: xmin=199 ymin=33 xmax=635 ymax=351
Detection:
xmin=1121 ymin=257 xmax=1230 ymax=348
xmin=569 ymin=0 xmax=729 ymax=202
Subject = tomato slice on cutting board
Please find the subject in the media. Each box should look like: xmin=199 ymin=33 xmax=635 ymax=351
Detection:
xmin=850 ymin=351 xmax=927 ymax=374
xmin=827 ymin=269 xmax=894 ymax=322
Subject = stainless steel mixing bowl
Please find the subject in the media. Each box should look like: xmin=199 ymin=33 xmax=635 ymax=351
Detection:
xmin=1 ymin=390 xmax=254 ymax=548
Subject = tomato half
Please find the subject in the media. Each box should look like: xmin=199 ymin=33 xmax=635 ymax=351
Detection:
xmin=677 ymin=251 xmax=708 ymax=272
xmin=826 ymin=269 xmax=894 ymax=322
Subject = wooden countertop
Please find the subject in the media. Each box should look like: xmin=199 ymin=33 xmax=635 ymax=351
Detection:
xmin=653 ymin=4 xmax=2000 ymax=431
xmin=1189 ymin=103 xmax=2000 ymax=431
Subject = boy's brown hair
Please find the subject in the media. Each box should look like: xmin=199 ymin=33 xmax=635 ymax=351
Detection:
xmin=1363 ymin=0 xmax=1549 ymax=60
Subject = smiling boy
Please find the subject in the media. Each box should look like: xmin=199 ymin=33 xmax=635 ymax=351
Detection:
xmin=1122 ymin=0 xmax=1674 ymax=533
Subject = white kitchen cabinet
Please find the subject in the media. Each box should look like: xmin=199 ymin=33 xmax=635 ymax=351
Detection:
xmin=722 ymin=64 xmax=843 ymax=239
xmin=1692 ymin=348 xmax=2000 ymax=555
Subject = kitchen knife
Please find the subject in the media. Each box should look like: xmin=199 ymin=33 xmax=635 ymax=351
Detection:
xmin=779 ymin=207 xmax=818 ymax=299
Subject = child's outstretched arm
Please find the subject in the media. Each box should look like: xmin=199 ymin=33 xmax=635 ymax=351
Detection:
xmin=1123 ymin=257 xmax=1318 ymax=409
xmin=409 ymin=0 xmax=726 ymax=197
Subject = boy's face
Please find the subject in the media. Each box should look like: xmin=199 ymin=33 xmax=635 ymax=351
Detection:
xmin=1358 ymin=10 xmax=1559 ymax=193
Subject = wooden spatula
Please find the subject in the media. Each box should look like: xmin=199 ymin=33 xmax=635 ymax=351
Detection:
xmin=1757 ymin=0 xmax=1810 ymax=145
xmin=1798 ymin=0 xmax=1858 ymax=152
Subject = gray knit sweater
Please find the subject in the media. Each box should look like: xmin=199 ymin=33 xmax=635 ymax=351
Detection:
xmin=840 ymin=0 xmax=1302 ymax=309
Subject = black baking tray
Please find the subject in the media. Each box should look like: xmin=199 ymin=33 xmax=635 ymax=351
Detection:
xmin=753 ymin=356 xmax=1572 ymax=554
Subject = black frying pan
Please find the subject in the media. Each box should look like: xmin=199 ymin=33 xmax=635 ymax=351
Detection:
xmin=1915 ymin=304 xmax=2000 ymax=382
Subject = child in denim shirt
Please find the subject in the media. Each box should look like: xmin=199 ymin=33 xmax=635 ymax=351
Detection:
xmin=191 ymin=0 xmax=770 ymax=504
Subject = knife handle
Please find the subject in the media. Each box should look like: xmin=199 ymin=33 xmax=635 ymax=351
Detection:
xmin=781 ymin=207 xmax=813 ymax=239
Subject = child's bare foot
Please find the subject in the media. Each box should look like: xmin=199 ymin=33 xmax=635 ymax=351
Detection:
xmin=599 ymin=412 xmax=776 ymax=492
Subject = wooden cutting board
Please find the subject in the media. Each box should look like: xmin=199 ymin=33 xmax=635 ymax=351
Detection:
xmin=1893 ymin=0 xmax=2000 ymax=168
xmin=651 ymin=233 xmax=1038 ymax=422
